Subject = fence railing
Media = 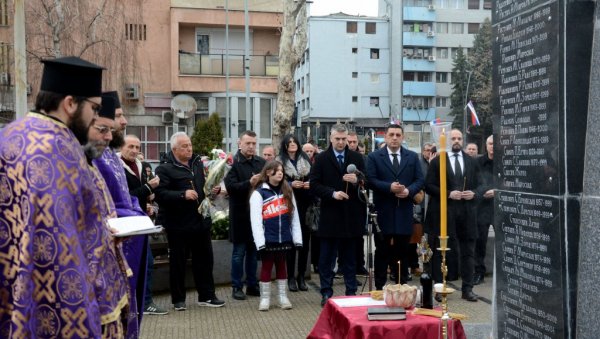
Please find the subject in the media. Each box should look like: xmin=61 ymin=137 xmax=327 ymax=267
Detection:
xmin=179 ymin=52 xmax=279 ymax=76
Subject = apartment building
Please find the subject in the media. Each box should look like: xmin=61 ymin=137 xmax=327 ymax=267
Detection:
xmin=294 ymin=13 xmax=390 ymax=148
xmin=296 ymin=0 xmax=490 ymax=150
xmin=125 ymin=0 xmax=283 ymax=158
xmin=0 ymin=0 xmax=283 ymax=159
xmin=389 ymin=0 xmax=491 ymax=147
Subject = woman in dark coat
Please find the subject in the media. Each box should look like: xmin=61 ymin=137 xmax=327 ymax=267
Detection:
xmin=277 ymin=134 xmax=313 ymax=292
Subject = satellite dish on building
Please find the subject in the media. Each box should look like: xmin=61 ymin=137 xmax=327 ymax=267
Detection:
xmin=171 ymin=94 xmax=197 ymax=119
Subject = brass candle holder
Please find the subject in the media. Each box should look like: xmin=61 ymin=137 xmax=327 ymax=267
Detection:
xmin=437 ymin=236 xmax=454 ymax=339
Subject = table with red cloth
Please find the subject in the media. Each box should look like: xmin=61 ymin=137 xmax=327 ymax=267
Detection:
xmin=308 ymin=296 xmax=466 ymax=339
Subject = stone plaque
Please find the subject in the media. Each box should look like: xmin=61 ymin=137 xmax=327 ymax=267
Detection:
xmin=493 ymin=1 xmax=595 ymax=338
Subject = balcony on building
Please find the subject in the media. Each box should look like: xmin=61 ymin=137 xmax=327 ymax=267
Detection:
xmin=403 ymin=81 xmax=435 ymax=96
xmin=171 ymin=7 xmax=282 ymax=93
xmin=403 ymin=107 xmax=436 ymax=122
xmin=403 ymin=5 xmax=436 ymax=22
xmin=403 ymin=51 xmax=436 ymax=72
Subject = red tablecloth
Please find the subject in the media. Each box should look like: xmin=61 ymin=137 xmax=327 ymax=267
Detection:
xmin=308 ymin=296 xmax=466 ymax=339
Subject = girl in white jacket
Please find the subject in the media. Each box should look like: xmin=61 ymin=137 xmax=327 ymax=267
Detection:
xmin=250 ymin=160 xmax=302 ymax=311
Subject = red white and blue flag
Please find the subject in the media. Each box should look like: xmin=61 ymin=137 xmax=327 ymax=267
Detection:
xmin=466 ymin=101 xmax=480 ymax=126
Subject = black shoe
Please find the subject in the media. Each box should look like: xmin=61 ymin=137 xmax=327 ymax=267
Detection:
xmin=232 ymin=287 xmax=246 ymax=300
xmin=321 ymin=295 xmax=330 ymax=307
xmin=297 ymin=276 xmax=308 ymax=291
xmin=288 ymin=277 xmax=298 ymax=292
xmin=197 ymin=297 xmax=226 ymax=308
xmin=473 ymin=274 xmax=484 ymax=285
xmin=357 ymin=266 xmax=369 ymax=276
xmin=246 ymin=285 xmax=260 ymax=296
xmin=434 ymin=293 xmax=442 ymax=302
xmin=461 ymin=291 xmax=479 ymax=302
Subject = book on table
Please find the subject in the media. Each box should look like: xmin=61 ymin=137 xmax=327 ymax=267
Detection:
xmin=367 ymin=307 xmax=406 ymax=321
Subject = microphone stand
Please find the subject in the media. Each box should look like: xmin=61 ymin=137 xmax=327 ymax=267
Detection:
xmin=360 ymin=189 xmax=381 ymax=293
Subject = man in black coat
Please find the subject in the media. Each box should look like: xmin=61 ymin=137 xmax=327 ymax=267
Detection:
xmin=474 ymin=135 xmax=494 ymax=285
xmin=154 ymin=132 xmax=225 ymax=311
xmin=310 ymin=124 xmax=367 ymax=306
xmin=425 ymin=129 xmax=481 ymax=302
xmin=224 ymin=131 xmax=266 ymax=300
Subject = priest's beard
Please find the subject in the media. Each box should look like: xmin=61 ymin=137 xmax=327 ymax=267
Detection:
xmin=69 ymin=104 xmax=90 ymax=145
xmin=110 ymin=129 xmax=125 ymax=150
xmin=82 ymin=141 xmax=106 ymax=162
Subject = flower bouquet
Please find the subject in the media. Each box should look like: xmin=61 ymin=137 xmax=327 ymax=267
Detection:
xmin=198 ymin=149 xmax=233 ymax=239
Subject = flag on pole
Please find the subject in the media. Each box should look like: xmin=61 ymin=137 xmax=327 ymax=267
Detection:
xmin=466 ymin=101 xmax=480 ymax=126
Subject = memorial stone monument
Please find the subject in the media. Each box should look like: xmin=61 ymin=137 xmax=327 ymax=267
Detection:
xmin=492 ymin=0 xmax=595 ymax=338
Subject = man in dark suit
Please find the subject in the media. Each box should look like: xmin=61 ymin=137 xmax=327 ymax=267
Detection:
xmin=225 ymin=131 xmax=266 ymax=301
xmin=425 ymin=129 xmax=481 ymax=302
xmin=367 ymin=124 xmax=424 ymax=289
xmin=310 ymin=124 xmax=367 ymax=306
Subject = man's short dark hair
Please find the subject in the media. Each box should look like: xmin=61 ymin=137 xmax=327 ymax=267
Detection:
xmin=35 ymin=90 xmax=83 ymax=112
xmin=239 ymin=130 xmax=257 ymax=138
xmin=385 ymin=124 xmax=403 ymax=133
xmin=348 ymin=130 xmax=358 ymax=137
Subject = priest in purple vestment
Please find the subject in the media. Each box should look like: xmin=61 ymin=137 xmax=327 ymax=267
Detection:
xmin=0 ymin=57 xmax=130 ymax=338
xmin=93 ymin=91 xmax=148 ymax=339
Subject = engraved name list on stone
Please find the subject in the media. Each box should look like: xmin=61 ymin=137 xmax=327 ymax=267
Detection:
xmin=497 ymin=191 xmax=561 ymax=339
xmin=495 ymin=1 xmax=558 ymax=194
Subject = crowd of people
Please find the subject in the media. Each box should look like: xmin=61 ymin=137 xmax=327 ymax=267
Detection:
xmin=0 ymin=55 xmax=494 ymax=337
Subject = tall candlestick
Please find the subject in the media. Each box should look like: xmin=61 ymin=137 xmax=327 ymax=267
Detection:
xmin=439 ymin=131 xmax=447 ymax=239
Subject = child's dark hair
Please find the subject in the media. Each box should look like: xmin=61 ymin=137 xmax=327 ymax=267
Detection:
xmin=254 ymin=160 xmax=295 ymax=217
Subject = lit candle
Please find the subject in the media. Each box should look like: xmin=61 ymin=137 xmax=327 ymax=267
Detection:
xmin=439 ymin=130 xmax=447 ymax=239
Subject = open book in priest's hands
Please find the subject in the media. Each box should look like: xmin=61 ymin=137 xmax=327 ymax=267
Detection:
xmin=107 ymin=216 xmax=163 ymax=237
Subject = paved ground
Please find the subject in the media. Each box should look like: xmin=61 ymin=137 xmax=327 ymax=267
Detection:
xmin=140 ymin=271 xmax=493 ymax=338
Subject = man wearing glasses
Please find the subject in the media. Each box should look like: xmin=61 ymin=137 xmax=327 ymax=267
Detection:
xmin=93 ymin=90 xmax=149 ymax=337
xmin=0 ymin=57 xmax=130 ymax=337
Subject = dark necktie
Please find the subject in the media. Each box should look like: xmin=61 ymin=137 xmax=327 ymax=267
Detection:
xmin=337 ymin=154 xmax=344 ymax=170
xmin=392 ymin=153 xmax=400 ymax=173
xmin=453 ymin=153 xmax=463 ymax=187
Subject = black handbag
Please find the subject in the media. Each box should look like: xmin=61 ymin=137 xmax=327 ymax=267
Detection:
xmin=305 ymin=202 xmax=320 ymax=232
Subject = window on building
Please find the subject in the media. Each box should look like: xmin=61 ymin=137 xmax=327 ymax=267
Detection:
xmin=451 ymin=47 xmax=461 ymax=59
xmin=0 ymin=0 xmax=8 ymax=25
xmin=126 ymin=125 xmax=184 ymax=161
xmin=370 ymin=49 xmax=380 ymax=59
xmin=483 ymin=0 xmax=492 ymax=9
xmin=352 ymin=96 xmax=358 ymax=102
xmin=371 ymin=73 xmax=380 ymax=83
xmin=403 ymin=72 xmax=415 ymax=81
xmin=352 ymin=47 xmax=358 ymax=54
xmin=194 ymin=98 xmax=209 ymax=125
xmin=468 ymin=0 xmax=480 ymax=9
xmin=238 ymin=98 xmax=253 ymax=133
xmin=125 ymin=23 xmax=147 ymax=41
xmin=451 ymin=23 xmax=464 ymax=34
xmin=301 ymin=99 xmax=305 ymax=111
xmin=216 ymin=97 xmax=228 ymax=136
xmin=436 ymin=72 xmax=448 ymax=83
xmin=468 ymin=23 xmax=480 ymax=34
xmin=260 ymin=98 xmax=272 ymax=138
xmin=436 ymin=22 xmax=448 ymax=34
xmin=436 ymin=48 xmax=449 ymax=59
xmin=197 ymin=34 xmax=209 ymax=54
xmin=347 ymin=21 xmax=357 ymax=33
xmin=370 ymin=97 xmax=380 ymax=107
xmin=352 ymin=72 xmax=358 ymax=78
xmin=436 ymin=97 xmax=449 ymax=107
xmin=417 ymin=72 xmax=432 ymax=82
xmin=365 ymin=22 xmax=376 ymax=34
xmin=301 ymin=77 xmax=304 ymax=94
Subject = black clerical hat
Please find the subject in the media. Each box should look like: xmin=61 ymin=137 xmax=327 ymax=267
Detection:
xmin=99 ymin=95 xmax=115 ymax=120
xmin=40 ymin=56 xmax=104 ymax=97
xmin=102 ymin=91 xmax=122 ymax=109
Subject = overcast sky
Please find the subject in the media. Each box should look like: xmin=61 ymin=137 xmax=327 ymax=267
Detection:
xmin=309 ymin=0 xmax=379 ymax=17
